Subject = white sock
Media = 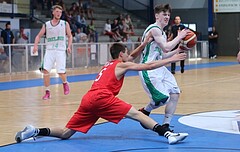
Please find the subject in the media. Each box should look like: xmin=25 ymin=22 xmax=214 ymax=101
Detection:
xmin=45 ymin=86 xmax=50 ymax=91
xmin=163 ymin=114 xmax=173 ymax=125
xmin=145 ymin=102 xmax=160 ymax=112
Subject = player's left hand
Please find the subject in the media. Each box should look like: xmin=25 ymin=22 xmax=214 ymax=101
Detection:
xmin=177 ymin=44 xmax=189 ymax=53
xmin=67 ymin=47 xmax=71 ymax=54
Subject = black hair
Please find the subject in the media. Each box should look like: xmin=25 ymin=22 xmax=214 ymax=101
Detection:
xmin=110 ymin=43 xmax=126 ymax=59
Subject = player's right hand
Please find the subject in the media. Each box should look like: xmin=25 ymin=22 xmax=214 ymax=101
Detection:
xmin=178 ymin=29 xmax=189 ymax=40
xmin=33 ymin=45 xmax=38 ymax=54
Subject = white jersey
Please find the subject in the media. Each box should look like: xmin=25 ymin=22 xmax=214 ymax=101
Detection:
xmin=45 ymin=20 xmax=66 ymax=51
xmin=139 ymin=24 xmax=180 ymax=106
xmin=140 ymin=24 xmax=166 ymax=63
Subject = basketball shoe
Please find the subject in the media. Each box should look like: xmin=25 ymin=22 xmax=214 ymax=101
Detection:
xmin=42 ymin=90 xmax=50 ymax=100
xmin=15 ymin=125 xmax=39 ymax=143
xmin=63 ymin=82 xmax=70 ymax=95
xmin=164 ymin=131 xmax=188 ymax=144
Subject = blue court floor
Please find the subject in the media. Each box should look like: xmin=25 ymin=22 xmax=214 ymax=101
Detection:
xmin=1 ymin=114 xmax=240 ymax=152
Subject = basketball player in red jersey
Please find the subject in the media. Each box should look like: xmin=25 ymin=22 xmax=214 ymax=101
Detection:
xmin=15 ymin=34 xmax=188 ymax=145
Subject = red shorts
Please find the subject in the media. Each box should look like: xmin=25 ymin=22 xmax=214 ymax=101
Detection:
xmin=66 ymin=89 xmax=132 ymax=133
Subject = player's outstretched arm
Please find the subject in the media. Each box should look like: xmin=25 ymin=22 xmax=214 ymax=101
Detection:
xmin=128 ymin=32 xmax=153 ymax=62
xmin=122 ymin=52 xmax=186 ymax=71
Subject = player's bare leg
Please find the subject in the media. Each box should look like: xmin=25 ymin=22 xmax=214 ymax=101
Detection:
xmin=42 ymin=69 xmax=51 ymax=100
xmin=15 ymin=126 xmax=76 ymax=143
xmin=163 ymin=93 xmax=179 ymax=125
xmin=126 ymin=107 xmax=188 ymax=144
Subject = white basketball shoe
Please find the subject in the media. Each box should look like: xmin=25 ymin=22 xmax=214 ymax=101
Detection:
xmin=15 ymin=125 xmax=39 ymax=143
xmin=164 ymin=131 xmax=188 ymax=144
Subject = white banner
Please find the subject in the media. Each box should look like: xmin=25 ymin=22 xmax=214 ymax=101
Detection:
xmin=214 ymin=0 xmax=240 ymax=13
xmin=0 ymin=3 xmax=18 ymax=13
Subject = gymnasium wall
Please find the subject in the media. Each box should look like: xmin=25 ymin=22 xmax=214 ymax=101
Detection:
xmin=215 ymin=13 xmax=240 ymax=56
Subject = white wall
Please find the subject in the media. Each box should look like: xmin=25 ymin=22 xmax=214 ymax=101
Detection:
xmin=0 ymin=18 xmax=20 ymax=30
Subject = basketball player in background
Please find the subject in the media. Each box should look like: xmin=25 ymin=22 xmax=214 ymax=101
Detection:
xmin=33 ymin=5 xmax=72 ymax=100
xmin=169 ymin=16 xmax=186 ymax=74
xmin=137 ymin=4 xmax=189 ymax=132
xmin=15 ymin=35 xmax=188 ymax=145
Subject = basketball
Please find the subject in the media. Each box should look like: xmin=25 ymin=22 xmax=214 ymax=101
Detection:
xmin=180 ymin=30 xmax=197 ymax=50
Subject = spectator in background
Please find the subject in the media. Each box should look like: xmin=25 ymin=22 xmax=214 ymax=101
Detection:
xmin=122 ymin=34 xmax=133 ymax=51
xmin=12 ymin=27 xmax=29 ymax=72
xmin=103 ymin=19 xmax=118 ymax=42
xmin=169 ymin=16 xmax=186 ymax=74
xmin=72 ymin=31 xmax=77 ymax=43
xmin=208 ymin=26 xmax=218 ymax=59
xmin=119 ymin=19 xmax=133 ymax=39
xmin=83 ymin=0 xmax=94 ymax=19
xmin=69 ymin=2 xmax=79 ymax=17
xmin=87 ymin=20 xmax=97 ymax=42
xmin=116 ymin=13 xmax=124 ymax=25
xmin=17 ymin=27 xmax=29 ymax=42
xmin=77 ymin=0 xmax=84 ymax=15
xmin=75 ymin=28 xmax=88 ymax=43
xmin=76 ymin=14 xmax=87 ymax=33
xmin=111 ymin=18 xmax=122 ymax=40
xmin=67 ymin=10 xmax=77 ymax=33
xmin=125 ymin=14 xmax=134 ymax=34
xmin=1 ymin=22 xmax=15 ymax=57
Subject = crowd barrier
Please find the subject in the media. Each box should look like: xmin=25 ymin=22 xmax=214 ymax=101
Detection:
xmin=0 ymin=41 xmax=208 ymax=74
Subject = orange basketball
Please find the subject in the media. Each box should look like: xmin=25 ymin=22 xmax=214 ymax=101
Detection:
xmin=180 ymin=30 xmax=197 ymax=50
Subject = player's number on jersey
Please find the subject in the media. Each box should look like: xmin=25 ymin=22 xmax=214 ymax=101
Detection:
xmin=95 ymin=68 xmax=107 ymax=82
xmin=95 ymin=62 xmax=113 ymax=82
xmin=54 ymin=43 xmax=58 ymax=48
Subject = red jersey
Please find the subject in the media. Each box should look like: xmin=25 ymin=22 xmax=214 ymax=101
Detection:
xmin=90 ymin=60 xmax=124 ymax=96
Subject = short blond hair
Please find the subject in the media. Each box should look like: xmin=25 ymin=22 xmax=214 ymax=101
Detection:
xmin=52 ymin=5 xmax=63 ymax=11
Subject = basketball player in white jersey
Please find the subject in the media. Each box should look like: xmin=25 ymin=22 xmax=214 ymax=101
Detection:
xmin=33 ymin=5 xmax=72 ymax=100
xmin=137 ymin=4 xmax=189 ymax=131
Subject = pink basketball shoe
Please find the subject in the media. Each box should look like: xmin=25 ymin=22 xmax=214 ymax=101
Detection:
xmin=42 ymin=90 xmax=50 ymax=100
xmin=63 ymin=82 xmax=70 ymax=95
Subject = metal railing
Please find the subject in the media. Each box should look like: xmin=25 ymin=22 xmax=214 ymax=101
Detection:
xmin=0 ymin=41 xmax=208 ymax=74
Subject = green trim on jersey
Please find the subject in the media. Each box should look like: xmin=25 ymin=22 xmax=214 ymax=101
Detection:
xmin=141 ymin=25 xmax=168 ymax=106
xmin=39 ymin=60 xmax=44 ymax=72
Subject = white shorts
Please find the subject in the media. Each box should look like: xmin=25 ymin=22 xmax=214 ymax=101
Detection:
xmin=43 ymin=50 xmax=66 ymax=73
xmin=139 ymin=66 xmax=180 ymax=106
